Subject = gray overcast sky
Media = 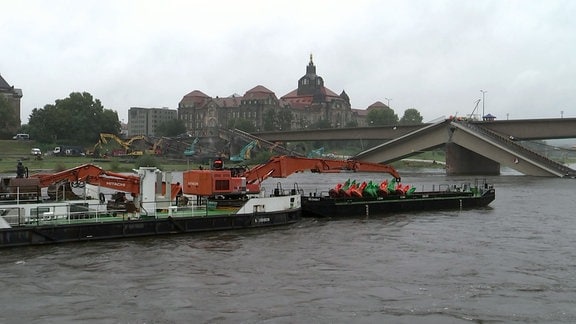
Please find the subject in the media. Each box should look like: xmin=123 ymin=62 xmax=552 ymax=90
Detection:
xmin=1 ymin=0 xmax=574 ymax=124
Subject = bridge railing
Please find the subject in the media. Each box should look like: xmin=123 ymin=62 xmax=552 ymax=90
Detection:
xmin=454 ymin=120 xmax=576 ymax=177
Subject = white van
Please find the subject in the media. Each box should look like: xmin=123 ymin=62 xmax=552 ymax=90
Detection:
xmin=13 ymin=134 xmax=30 ymax=140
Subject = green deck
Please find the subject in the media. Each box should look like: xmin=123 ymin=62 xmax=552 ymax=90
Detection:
xmin=16 ymin=205 xmax=241 ymax=227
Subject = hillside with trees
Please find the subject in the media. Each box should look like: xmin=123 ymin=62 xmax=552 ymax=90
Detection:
xmin=25 ymin=92 xmax=120 ymax=145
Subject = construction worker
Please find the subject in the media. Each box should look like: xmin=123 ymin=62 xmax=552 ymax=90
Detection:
xmin=16 ymin=160 xmax=25 ymax=178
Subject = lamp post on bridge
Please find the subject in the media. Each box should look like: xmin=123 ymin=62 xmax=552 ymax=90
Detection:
xmin=384 ymin=97 xmax=392 ymax=108
xmin=480 ymin=90 xmax=487 ymax=119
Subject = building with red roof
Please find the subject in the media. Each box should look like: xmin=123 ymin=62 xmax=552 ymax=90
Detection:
xmin=177 ymin=56 xmax=381 ymax=136
xmin=280 ymin=54 xmax=354 ymax=129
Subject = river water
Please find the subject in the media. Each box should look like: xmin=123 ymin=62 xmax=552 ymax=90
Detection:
xmin=1 ymin=167 xmax=576 ymax=323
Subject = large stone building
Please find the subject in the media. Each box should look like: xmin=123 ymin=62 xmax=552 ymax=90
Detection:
xmin=0 ymin=74 xmax=23 ymax=135
xmin=178 ymin=56 xmax=374 ymax=136
xmin=128 ymin=107 xmax=177 ymax=137
xmin=280 ymin=55 xmax=356 ymax=129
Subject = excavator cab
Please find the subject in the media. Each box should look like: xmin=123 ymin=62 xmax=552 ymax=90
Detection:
xmin=213 ymin=158 xmax=223 ymax=170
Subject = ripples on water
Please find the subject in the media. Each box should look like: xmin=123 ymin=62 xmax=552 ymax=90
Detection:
xmin=1 ymin=170 xmax=576 ymax=323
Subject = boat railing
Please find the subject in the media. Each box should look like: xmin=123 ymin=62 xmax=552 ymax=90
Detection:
xmin=0 ymin=196 xmax=41 ymax=206
xmin=267 ymin=182 xmax=303 ymax=197
xmin=1 ymin=201 xmax=110 ymax=227
xmin=430 ymin=180 xmax=489 ymax=194
xmin=307 ymin=190 xmax=328 ymax=198
xmin=1 ymin=193 xmax=259 ymax=227
xmin=0 ymin=187 xmax=42 ymax=205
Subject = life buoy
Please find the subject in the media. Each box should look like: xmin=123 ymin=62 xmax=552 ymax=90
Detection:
xmin=99 ymin=193 xmax=105 ymax=203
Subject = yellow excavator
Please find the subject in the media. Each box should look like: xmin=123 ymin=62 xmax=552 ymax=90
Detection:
xmin=93 ymin=133 xmax=156 ymax=157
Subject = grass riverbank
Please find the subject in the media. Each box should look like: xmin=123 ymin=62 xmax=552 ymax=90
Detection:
xmin=0 ymin=139 xmax=450 ymax=175
xmin=0 ymin=140 xmax=202 ymax=174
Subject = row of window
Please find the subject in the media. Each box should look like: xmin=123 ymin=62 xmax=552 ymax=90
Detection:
xmin=179 ymin=110 xmax=259 ymax=120
xmin=230 ymin=111 xmax=257 ymax=119
xmin=240 ymin=98 xmax=276 ymax=105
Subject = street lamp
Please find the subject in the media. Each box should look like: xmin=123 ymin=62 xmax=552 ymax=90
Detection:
xmin=480 ymin=90 xmax=487 ymax=118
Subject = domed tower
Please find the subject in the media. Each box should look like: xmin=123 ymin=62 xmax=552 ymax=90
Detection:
xmin=296 ymin=54 xmax=326 ymax=102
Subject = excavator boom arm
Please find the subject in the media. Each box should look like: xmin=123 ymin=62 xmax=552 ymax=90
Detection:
xmin=242 ymin=156 xmax=401 ymax=184
xmin=33 ymin=164 xmax=182 ymax=200
xmin=33 ymin=164 xmax=141 ymax=193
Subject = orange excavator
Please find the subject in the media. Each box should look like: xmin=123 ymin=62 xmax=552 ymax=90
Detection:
xmin=32 ymin=164 xmax=181 ymax=201
xmin=26 ymin=156 xmax=398 ymax=208
xmin=182 ymin=155 xmax=401 ymax=198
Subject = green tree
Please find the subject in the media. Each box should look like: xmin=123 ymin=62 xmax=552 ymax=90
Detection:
xmin=309 ymin=119 xmax=332 ymax=129
xmin=228 ymin=118 xmax=256 ymax=132
xmin=28 ymin=92 xmax=120 ymax=144
xmin=262 ymin=108 xmax=292 ymax=131
xmin=18 ymin=123 xmax=31 ymax=135
xmin=296 ymin=116 xmax=311 ymax=130
xmin=262 ymin=109 xmax=277 ymax=131
xmin=156 ymin=119 xmax=187 ymax=137
xmin=0 ymin=95 xmax=19 ymax=138
xmin=399 ymin=108 xmax=423 ymax=125
xmin=277 ymin=109 xmax=293 ymax=131
xmin=345 ymin=120 xmax=358 ymax=128
xmin=135 ymin=154 xmax=160 ymax=168
xmin=367 ymin=107 xmax=399 ymax=126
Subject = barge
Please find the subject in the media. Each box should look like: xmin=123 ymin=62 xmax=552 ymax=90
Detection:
xmin=1 ymin=156 xmax=392 ymax=248
xmin=301 ymin=179 xmax=495 ymax=218
xmin=1 ymin=156 xmax=496 ymax=247
xmin=0 ymin=194 xmax=300 ymax=248
xmin=1 ymin=163 xmax=300 ymax=248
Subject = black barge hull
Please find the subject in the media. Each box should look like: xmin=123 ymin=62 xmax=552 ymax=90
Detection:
xmin=302 ymin=188 xmax=495 ymax=218
xmin=0 ymin=210 xmax=300 ymax=248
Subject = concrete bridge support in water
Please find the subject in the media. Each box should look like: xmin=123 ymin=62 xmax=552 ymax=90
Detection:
xmin=445 ymin=143 xmax=500 ymax=175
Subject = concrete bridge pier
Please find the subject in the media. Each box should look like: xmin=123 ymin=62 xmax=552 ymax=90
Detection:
xmin=445 ymin=143 xmax=500 ymax=175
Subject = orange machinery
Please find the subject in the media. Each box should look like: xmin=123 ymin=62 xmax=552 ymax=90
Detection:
xmin=32 ymin=164 xmax=181 ymax=200
xmin=182 ymin=155 xmax=401 ymax=197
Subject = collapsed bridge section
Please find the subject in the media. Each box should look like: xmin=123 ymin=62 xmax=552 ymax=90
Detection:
xmin=354 ymin=119 xmax=576 ymax=177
